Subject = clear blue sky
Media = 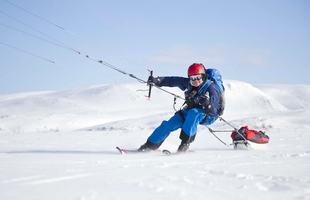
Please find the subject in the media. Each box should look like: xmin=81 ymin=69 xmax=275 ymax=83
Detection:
xmin=0 ymin=0 xmax=309 ymax=94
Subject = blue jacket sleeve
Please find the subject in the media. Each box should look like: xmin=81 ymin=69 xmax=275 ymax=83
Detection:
xmin=207 ymin=83 xmax=221 ymax=117
xmin=157 ymin=76 xmax=189 ymax=91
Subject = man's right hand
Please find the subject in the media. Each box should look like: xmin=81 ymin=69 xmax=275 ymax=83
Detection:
xmin=147 ymin=76 xmax=161 ymax=86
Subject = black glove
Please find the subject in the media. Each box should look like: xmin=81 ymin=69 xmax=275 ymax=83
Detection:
xmin=193 ymin=95 xmax=210 ymax=107
xmin=147 ymin=76 xmax=161 ymax=86
xmin=185 ymin=90 xmax=196 ymax=107
xmin=187 ymin=95 xmax=210 ymax=109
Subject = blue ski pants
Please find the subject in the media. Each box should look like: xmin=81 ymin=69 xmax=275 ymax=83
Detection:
xmin=148 ymin=108 xmax=218 ymax=144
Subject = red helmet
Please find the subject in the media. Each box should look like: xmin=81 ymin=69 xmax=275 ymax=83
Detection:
xmin=187 ymin=63 xmax=206 ymax=77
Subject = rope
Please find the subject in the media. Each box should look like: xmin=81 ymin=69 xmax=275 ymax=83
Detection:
xmin=0 ymin=9 xmax=78 ymax=53
xmin=3 ymin=0 xmax=66 ymax=30
xmin=0 ymin=5 xmax=185 ymax=101
xmin=0 ymin=23 xmax=81 ymax=54
xmin=0 ymin=41 xmax=55 ymax=63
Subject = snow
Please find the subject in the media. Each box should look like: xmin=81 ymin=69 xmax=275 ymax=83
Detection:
xmin=0 ymin=80 xmax=309 ymax=200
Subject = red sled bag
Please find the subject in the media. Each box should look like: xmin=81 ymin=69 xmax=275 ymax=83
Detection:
xmin=231 ymin=126 xmax=269 ymax=144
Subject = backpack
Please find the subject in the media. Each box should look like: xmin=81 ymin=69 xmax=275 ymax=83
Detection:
xmin=231 ymin=126 xmax=270 ymax=144
xmin=206 ymin=68 xmax=224 ymax=93
xmin=205 ymin=68 xmax=225 ymax=116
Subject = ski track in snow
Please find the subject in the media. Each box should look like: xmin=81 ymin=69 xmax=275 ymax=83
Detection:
xmin=0 ymin=82 xmax=310 ymax=200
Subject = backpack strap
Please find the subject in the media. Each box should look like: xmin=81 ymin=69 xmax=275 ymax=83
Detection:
xmin=197 ymin=79 xmax=212 ymax=95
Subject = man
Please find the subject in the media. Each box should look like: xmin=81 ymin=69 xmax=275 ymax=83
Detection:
xmin=138 ymin=63 xmax=224 ymax=152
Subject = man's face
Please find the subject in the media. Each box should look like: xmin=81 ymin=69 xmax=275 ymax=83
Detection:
xmin=189 ymin=74 xmax=203 ymax=87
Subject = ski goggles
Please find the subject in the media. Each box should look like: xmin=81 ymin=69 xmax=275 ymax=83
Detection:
xmin=189 ymin=74 xmax=203 ymax=81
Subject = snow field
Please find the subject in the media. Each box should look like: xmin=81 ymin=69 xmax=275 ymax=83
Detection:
xmin=0 ymin=81 xmax=310 ymax=200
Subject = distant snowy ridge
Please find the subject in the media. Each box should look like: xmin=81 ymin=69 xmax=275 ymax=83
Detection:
xmin=224 ymin=80 xmax=288 ymax=117
xmin=0 ymin=80 xmax=307 ymax=133
xmin=257 ymin=84 xmax=310 ymax=110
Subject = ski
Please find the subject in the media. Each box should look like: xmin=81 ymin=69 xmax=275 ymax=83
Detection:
xmin=161 ymin=149 xmax=195 ymax=156
xmin=116 ymin=146 xmax=163 ymax=154
xmin=116 ymin=146 xmax=193 ymax=155
xmin=116 ymin=146 xmax=176 ymax=155
xmin=116 ymin=146 xmax=140 ymax=154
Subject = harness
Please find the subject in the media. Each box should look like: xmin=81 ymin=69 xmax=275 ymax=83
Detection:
xmin=185 ymin=79 xmax=213 ymax=107
xmin=179 ymin=78 xmax=224 ymax=119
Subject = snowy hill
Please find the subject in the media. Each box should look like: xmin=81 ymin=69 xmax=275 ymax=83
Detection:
xmin=0 ymin=81 xmax=310 ymax=200
xmin=0 ymin=81 xmax=290 ymax=133
xmin=257 ymin=84 xmax=310 ymax=110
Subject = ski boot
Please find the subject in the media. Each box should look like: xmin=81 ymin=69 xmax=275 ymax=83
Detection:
xmin=137 ymin=140 xmax=161 ymax=152
xmin=178 ymin=130 xmax=194 ymax=152
xmin=177 ymin=141 xmax=190 ymax=152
